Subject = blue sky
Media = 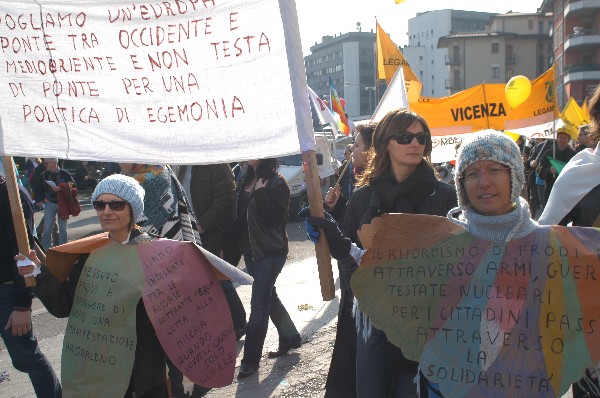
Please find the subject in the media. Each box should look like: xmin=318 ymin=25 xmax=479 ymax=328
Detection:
xmin=295 ymin=0 xmax=546 ymax=55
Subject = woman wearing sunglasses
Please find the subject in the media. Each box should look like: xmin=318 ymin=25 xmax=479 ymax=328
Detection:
xmin=14 ymin=174 xmax=170 ymax=397
xmin=306 ymin=109 xmax=457 ymax=397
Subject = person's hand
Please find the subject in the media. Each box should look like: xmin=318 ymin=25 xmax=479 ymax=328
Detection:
xmin=324 ymin=186 xmax=341 ymax=209
xmin=14 ymin=250 xmax=41 ymax=277
xmin=531 ymin=159 xmax=539 ymax=168
xmin=298 ymin=208 xmax=351 ymax=260
xmin=5 ymin=310 xmax=32 ymax=336
xmin=255 ymin=178 xmax=268 ymax=190
xmin=550 ymin=166 xmax=556 ymax=174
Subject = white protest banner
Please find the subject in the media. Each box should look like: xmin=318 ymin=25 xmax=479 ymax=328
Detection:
xmin=0 ymin=0 xmax=314 ymax=163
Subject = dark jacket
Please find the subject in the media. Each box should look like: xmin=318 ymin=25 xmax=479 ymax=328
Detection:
xmin=0 ymin=181 xmax=35 ymax=308
xmin=233 ymin=172 xmax=290 ymax=262
xmin=32 ymin=230 xmax=166 ymax=396
xmin=560 ymin=184 xmax=600 ymax=227
xmin=34 ymin=168 xmax=75 ymax=203
xmin=537 ymin=146 xmax=576 ymax=185
xmin=184 ymin=164 xmax=235 ymax=256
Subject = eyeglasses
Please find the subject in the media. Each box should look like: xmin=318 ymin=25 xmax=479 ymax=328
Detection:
xmin=92 ymin=200 xmax=128 ymax=212
xmin=461 ymin=165 xmax=510 ymax=184
xmin=389 ymin=132 xmax=429 ymax=145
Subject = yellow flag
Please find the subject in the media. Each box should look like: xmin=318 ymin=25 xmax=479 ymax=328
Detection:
xmin=395 ymin=0 xmax=407 ymax=3
xmin=582 ymin=100 xmax=589 ymax=118
xmin=504 ymin=66 xmax=559 ymax=130
xmin=560 ymin=97 xmax=590 ymax=139
xmin=376 ymin=22 xmax=421 ymax=101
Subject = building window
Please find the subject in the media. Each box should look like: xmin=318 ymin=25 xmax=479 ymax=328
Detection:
xmin=431 ymin=60 xmax=434 ymax=65
xmin=491 ymin=43 xmax=499 ymax=54
xmin=528 ymin=20 xmax=533 ymax=30
xmin=491 ymin=66 xmax=500 ymax=79
xmin=432 ymin=75 xmax=434 ymax=80
xmin=506 ymin=68 xmax=514 ymax=80
xmin=420 ymin=56 xmax=423 ymax=60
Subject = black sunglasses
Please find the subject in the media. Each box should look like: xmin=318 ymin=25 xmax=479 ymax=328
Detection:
xmin=389 ymin=132 xmax=429 ymax=145
xmin=92 ymin=200 xmax=128 ymax=212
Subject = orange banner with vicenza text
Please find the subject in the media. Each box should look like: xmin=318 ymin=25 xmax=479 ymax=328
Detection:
xmin=410 ymin=84 xmax=509 ymax=136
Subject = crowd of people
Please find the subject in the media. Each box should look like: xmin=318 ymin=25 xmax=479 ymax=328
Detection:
xmin=2 ymin=82 xmax=600 ymax=398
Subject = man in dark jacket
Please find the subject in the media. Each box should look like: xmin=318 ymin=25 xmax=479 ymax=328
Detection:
xmin=537 ymin=129 xmax=576 ymax=206
xmin=0 ymin=174 xmax=61 ymax=397
xmin=175 ymin=164 xmax=247 ymax=397
xmin=177 ymin=164 xmax=246 ymax=336
xmin=33 ymin=158 xmax=75 ymax=250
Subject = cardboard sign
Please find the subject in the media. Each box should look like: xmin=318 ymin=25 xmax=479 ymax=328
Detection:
xmin=139 ymin=239 xmax=235 ymax=388
xmin=62 ymin=242 xmax=143 ymax=397
xmin=353 ymin=213 xmax=600 ymax=397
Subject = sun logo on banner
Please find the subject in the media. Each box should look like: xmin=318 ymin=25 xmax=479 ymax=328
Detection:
xmin=545 ymin=81 xmax=555 ymax=103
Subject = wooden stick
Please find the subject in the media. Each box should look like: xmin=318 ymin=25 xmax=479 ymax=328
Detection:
xmin=334 ymin=160 xmax=351 ymax=190
xmin=2 ymin=156 xmax=36 ymax=287
xmin=301 ymin=150 xmax=335 ymax=301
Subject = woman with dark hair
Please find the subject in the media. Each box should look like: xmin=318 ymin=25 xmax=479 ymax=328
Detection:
xmin=233 ymin=158 xmax=302 ymax=378
xmin=306 ymin=109 xmax=457 ymax=397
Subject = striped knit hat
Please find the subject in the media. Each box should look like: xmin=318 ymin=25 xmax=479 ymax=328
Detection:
xmin=454 ymin=130 xmax=524 ymax=208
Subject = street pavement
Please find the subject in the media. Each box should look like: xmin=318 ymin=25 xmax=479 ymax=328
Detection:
xmin=0 ymin=195 xmax=575 ymax=397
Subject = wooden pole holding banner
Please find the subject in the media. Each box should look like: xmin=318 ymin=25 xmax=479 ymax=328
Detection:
xmin=302 ymin=150 xmax=335 ymax=301
xmin=2 ymin=156 xmax=36 ymax=287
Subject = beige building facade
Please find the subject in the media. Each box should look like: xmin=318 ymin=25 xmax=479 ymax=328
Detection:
xmin=438 ymin=12 xmax=553 ymax=95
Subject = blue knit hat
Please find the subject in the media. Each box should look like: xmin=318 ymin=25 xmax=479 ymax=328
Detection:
xmin=91 ymin=174 xmax=145 ymax=222
xmin=454 ymin=130 xmax=524 ymax=208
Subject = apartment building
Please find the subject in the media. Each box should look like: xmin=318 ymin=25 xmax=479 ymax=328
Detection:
xmin=540 ymin=0 xmax=600 ymax=107
xmin=403 ymin=10 xmax=495 ymax=97
xmin=438 ymin=12 xmax=553 ymax=95
xmin=304 ymin=31 xmax=376 ymax=119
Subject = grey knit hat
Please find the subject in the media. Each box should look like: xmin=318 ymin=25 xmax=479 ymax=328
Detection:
xmin=91 ymin=174 xmax=145 ymax=222
xmin=454 ymin=130 xmax=524 ymax=208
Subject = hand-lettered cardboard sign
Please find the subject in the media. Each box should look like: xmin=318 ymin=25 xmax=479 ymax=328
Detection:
xmin=58 ymin=237 xmax=242 ymax=396
xmin=352 ymin=213 xmax=600 ymax=398
xmin=0 ymin=0 xmax=314 ymax=163
xmin=139 ymin=239 xmax=236 ymax=388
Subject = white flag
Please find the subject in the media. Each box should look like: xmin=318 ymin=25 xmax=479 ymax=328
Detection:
xmin=371 ymin=67 xmax=410 ymax=122
xmin=308 ymin=86 xmax=340 ymax=134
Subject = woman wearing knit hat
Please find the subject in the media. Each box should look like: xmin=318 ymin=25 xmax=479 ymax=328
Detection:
xmin=15 ymin=173 xmax=249 ymax=396
xmin=413 ymin=131 xmax=539 ymax=397
xmin=14 ymin=175 xmax=172 ymax=397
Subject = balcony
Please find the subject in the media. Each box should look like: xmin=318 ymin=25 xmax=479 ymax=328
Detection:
xmin=565 ymin=29 xmax=600 ymax=51
xmin=565 ymin=0 xmax=600 ymax=18
xmin=445 ymin=54 xmax=461 ymax=65
xmin=445 ymin=78 xmax=464 ymax=90
xmin=564 ymin=64 xmax=600 ymax=84
xmin=505 ymin=54 xmax=516 ymax=65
